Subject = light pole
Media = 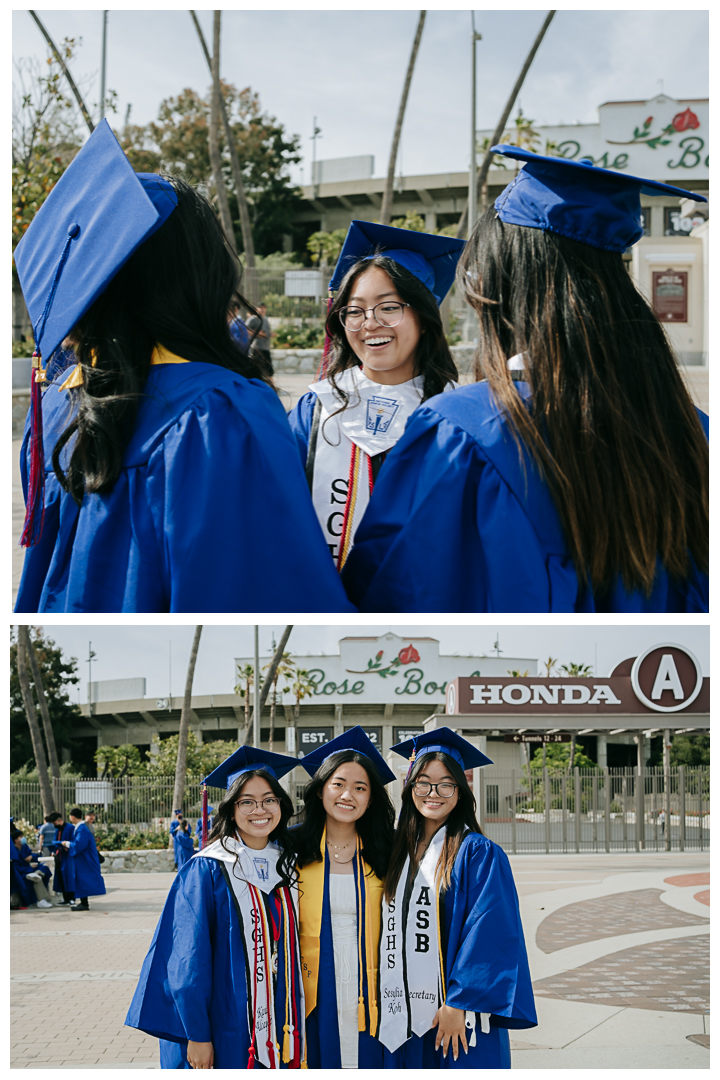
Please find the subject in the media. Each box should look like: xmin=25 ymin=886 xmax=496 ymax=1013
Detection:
xmin=99 ymin=11 xmax=108 ymax=121
xmin=465 ymin=15 xmax=482 ymax=343
xmin=468 ymin=14 xmax=482 ymax=239
xmin=253 ymin=626 xmax=260 ymax=747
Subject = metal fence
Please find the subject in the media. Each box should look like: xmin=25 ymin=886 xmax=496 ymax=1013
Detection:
xmin=474 ymin=766 xmax=709 ymax=854
xmin=10 ymin=776 xmax=225 ymax=832
xmin=10 ymin=765 xmax=709 ymax=853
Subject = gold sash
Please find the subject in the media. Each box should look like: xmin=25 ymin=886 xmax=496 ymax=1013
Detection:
xmin=297 ymin=829 xmax=383 ymax=1036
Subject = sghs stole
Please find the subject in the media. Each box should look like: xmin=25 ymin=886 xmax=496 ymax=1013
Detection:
xmin=307 ymin=370 xmax=425 ymax=569
xmin=378 ymin=826 xmax=447 ymax=1053
xmin=197 ymin=837 xmax=305 ymax=1069
xmin=297 ymin=831 xmax=383 ymax=1042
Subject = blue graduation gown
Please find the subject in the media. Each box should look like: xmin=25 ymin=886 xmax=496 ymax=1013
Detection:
xmin=304 ymin=851 xmax=385 ymax=1068
xmin=67 ymin=822 xmax=106 ymax=898
xmin=53 ymin=824 xmax=76 ymax=893
xmin=342 ymin=382 xmax=709 ymax=613
xmin=173 ymin=832 xmax=194 ymax=869
xmin=125 ymin=855 xmax=300 ymax=1069
xmin=15 ymin=361 xmax=355 ymax=614
xmin=384 ymin=832 xmax=536 ymax=1069
xmin=11 ymin=840 xmax=35 ymax=905
xmin=287 ymin=391 xmax=316 ymax=463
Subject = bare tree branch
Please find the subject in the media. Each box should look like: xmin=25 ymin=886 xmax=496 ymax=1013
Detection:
xmin=207 ymin=11 xmax=237 ymax=253
xmin=172 ymin=626 xmax=203 ymax=814
xmin=26 ymin=633 xmax=61 ymax=781
xmin=28 ymin=10 xmax=95 ymax=135
xmin=380 ymin=11 xmax=426 ymax=226
xmin=16 ymin=626 xmax=55 ymax=814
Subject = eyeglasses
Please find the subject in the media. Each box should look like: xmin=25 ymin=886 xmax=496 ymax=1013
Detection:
xmin=339 ymin=301 xmax=409 ymax=331
xmin=411 ymin=781 xmax=458 ymax=798
xmin=235 ymin=797 xmax=281 ymax=814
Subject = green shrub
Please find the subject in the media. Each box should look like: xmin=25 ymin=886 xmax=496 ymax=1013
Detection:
xmin=12 ymin=340 xmax=34 ymax=358
xmin=273 ymin=325 xmax=325 ymax=350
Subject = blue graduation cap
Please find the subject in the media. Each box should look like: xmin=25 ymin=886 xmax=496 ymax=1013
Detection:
xmin=13 ymin=119 xmax=178 ymax=547
xmin=300 ymin=725 xmax=395 ymax=785
xmin=391 ymin=726 xmax=493 ymax=772
xmin=14 ymin=119 xmax=178 ymax=367
xmin=202 ymin=746 xmax=298 ymax=791
xmin=328 ymin=220 xmax=465 ymax=305
xmin=491 ymin=144 xmax=707 ymax=254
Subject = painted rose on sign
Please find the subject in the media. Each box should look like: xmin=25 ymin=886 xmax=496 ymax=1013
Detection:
xmin=672 ymin=109 xmax=700 ymax=132
xmin=349 ymin=644 xmax=422 ymax=677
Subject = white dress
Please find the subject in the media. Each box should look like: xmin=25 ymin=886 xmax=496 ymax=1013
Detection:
xmin=329 ymin=873 xmax=359 ymax=1068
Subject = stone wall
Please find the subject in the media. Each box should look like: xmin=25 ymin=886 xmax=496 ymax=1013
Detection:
xmin=98 ymin=847 xmax=177 ymax=873
xmin=269 ymin=343 xmax=476 ymax=376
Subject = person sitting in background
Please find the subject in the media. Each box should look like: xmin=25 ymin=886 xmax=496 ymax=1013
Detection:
xmin=62 ymin=808 xmax=106 ymax=911
xmin=49 ymin=812 xmax=75 ymax=905
xmin=11 ymin=832 xmax=54 ymax=908
xmin=174 ymin=820 xmax=195 ymax=871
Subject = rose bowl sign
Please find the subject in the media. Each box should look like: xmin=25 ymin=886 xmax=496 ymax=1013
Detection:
xmin=446 ymin=645 xmax=708 ymax=717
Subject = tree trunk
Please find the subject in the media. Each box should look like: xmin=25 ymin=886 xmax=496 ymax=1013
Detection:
xmin=172 ymin=626 xmax=203 ymax=813
xmin=17 ymin=626 xmax=55 ymax=815
xmin=379 ymin=11 xmax=426 ymax=226
xmin=251 ymin=626 xmax=293 ymax=733
xmin=455 ymin=10 xmax=556 ymax=239
xmin=207 ymin=11 xmax=237 ymax=253
xmin=569 ymin=732 xmax=577 ymax=772
xmin=268 ymin=676 xmax=278 ymax=752
xmin=29 ymin=10 xmax=95 ymax=134
xmin=190 ymin=10 xmax=256 ymax=296
xmin=25 ymin=633 xmax=61 ymax=781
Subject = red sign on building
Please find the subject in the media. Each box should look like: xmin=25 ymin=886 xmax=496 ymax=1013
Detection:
xmin=652 ymin=269 xmax=688 ymax=322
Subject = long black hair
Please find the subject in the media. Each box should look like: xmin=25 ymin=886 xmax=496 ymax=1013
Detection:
xmin=207 ymin=768 xmax=297 ymax=888
xmin=293 ymin=749 xmax=395 ymax=881
xmin=322 ymin=254 xmax=458 ymax=424
xmin=458 ymin=209 xmax=709 ymax=596
xmin=383 ymin=752 xmax=482 ymax=902
xmin=52 ymin=175 xmax=272 ymax=504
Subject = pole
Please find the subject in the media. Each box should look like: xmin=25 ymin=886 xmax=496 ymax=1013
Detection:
xmin=663 ymin=728 xmax=672 ymax=852
xmin=467 ymin=17 xmax=482 ymax=238
xmin=253 ymin=626 xmax=260 ymax=748
xmin=311 ymin=117 xmax=322 ymax=197
xmin=99 ymin=11 xmax=108 ymax=121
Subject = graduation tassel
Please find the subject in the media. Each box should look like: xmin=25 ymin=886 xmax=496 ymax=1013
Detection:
xmin=201 ymin=785 xmax=208 ymax=849
xmin=19 ymin=350 xmax=47 ymax=547
xmin=315 ymin=287 xmax=334 ymax=382
xmin=280 ymin=889 xmax=292 ymax=1063
xmin=404 ymin=738 xmax=418 ymax=784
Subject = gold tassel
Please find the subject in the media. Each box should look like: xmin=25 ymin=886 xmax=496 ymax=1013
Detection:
xmin=358 ymin=997 xmax=367 ymax=1032
xmin=282 ymin=1025 xmax=291 ymax=1063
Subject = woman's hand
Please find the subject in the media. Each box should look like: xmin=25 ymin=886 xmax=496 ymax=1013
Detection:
xmin=62 ymin=841 xmax=70 ymax=848
xmin=187 ymin=1041 xmax=214 ymax=1069
xmin=431 ymin=1003 xmax=469 ymax=1061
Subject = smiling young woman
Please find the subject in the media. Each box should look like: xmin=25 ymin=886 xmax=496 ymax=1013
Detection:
xmin=378 ymin=729 xmax=536 ymax=1070
xmin=126 ymin=748 xmax=305 ymax=1070
xmin=292 ymin=728 xmax=396 ymax=1068
xmin=288 ymin=221 xmax=463 ymax=571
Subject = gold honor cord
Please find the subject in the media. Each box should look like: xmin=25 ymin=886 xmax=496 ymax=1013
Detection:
xmin=59 ymin=344 xmax=189 ymax=391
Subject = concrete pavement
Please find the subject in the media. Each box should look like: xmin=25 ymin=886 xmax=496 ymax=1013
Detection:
xmin=10 ymin=851 xmax=709 ymax=1069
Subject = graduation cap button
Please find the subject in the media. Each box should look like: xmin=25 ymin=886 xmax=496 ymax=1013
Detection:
xmin=68 ymin=223 xmax=80 ymax=238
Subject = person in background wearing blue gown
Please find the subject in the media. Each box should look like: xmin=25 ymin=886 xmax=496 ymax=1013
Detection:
xmin=342 ymin=146 xmax=709 ymax=614
xmin=126 ymin=747 xmax=305 ymax=1069
xmin=173 ymin=820 xmax=195 ymax=870
xmin=11 ymin=831 xmax=54 ymax=909
xmin=13 ymin=119 xmax=353 ymax=614
xmin=293 ymin=727 xmax=396 ymax=1068
xmin=288 ymin=222 xmax=463 ymax=571
xmin=61 ymin=808 xmax=106 ymax=911
xmin=378 ymin=729 xmax=536 ymax=1069
xmin=50 ymin=812 xmax=76 ymax=905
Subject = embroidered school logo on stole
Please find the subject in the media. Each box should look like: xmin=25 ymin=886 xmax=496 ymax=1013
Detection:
xmin=253 ymin=857 xmax=270 ymax=881
xmin=365 ymin=396 xmax=399 ymax=435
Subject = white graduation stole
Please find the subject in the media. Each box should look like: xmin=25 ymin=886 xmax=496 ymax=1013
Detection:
xmin=378 ymin=827 xmax=446 ymax=1053
xmin=197 ymin=837 xmax=303 ymax=1068
xmin=308 ymin=369 xmax=425 ymax=567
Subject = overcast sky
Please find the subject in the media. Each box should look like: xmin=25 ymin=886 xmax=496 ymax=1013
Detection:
xmin=13 ymin=7 xmax=709 ymax=185
xmin=31 ymin=624 xmax=709 ymax=705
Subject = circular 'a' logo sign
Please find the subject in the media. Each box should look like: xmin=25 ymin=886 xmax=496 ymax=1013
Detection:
xmin=631 ymin=644 xmax=703 ymax=713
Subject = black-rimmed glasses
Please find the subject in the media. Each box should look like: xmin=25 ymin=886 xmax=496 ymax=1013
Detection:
xmin=411 ymin=781 xmax=458 ymax=798
xmin=338 ymin=301 xmax=409 ymax=331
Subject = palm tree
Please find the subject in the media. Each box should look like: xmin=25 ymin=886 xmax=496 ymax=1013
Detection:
xmin=263 ymin=651 xmax=294 ymax=752
xmin=206 ymin=11 xmax=237 ymax=253
xmin=25 ymin=629 xmax=61 ymax=781
xmin=543 ymin=657 xmax=558 ymax=678
xmin=234 ymin=663 xmax=255 ymax=743
xmin=456 ymin=10 xmax=556 ymax=238
xmin=172 ymin=626 xmax=203 ymax=815
xmin=16 ymin=626 xmax=55 ymax=814
xmin=379 ymin=11 xmax=426 ymax=225
xmin=290 ymin=668 xmax=316 ymax=722
xmin=558 ymin=663 xmax=593 ymax=677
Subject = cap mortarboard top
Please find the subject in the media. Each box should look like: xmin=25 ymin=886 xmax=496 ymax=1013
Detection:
xmin=300 ymin=725 xmax=395 ymax=785
xmin=491 ymin=143 xmax=707 ymax=254
xmin=202 ymin=746 xmax=297 ymax=791
xmin=14 ymin=118 xmax=178 ymax=366
xmin=391 ymin=726 xmax=493 ymax=772
xmin=328 ymin=220 xmax=465 ymax=304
